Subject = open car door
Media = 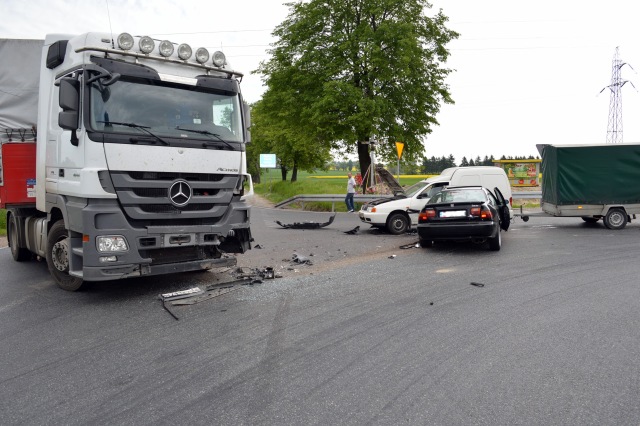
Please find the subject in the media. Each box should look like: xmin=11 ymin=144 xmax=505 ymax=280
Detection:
xmin=493 ymin=187 xmax=510 ymax=231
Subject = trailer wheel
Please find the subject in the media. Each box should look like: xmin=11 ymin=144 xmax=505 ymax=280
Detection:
xmin=603 ymin=208 xmax=627 ymax=230
xmin=8 ymin=214 xmax=31 ymax=262
xmin=46 ymin=221 xmax=84 ymax=291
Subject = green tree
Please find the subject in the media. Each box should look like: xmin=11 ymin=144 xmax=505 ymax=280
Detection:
xmin=249 ymin=98 xmax=331 ymax=182
xmin=257 ymin=0 xmax=458 ymax=191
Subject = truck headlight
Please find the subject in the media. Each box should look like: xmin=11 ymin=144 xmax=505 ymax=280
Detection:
xmin=97 ymin=235 xmax=129 ymax=252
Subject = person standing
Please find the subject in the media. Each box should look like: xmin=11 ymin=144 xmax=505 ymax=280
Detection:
xmin=345 ymin=172 xmax=356 ymax=212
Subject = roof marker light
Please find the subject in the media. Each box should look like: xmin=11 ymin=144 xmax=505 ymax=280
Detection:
xmin=139 ymin=36 xmax=155 ymax=54
xmin=212 ymin=51 xmax=226 ymax=67
xmin=117 ymin=33 xmax=134 ymax=51
xmin=159 ymin=40 xmax=174 ymax=57
xmin=195 ymin=48 xmax=210 ymax=64
xmin=177 ymin=43 xmax=192 ymax=60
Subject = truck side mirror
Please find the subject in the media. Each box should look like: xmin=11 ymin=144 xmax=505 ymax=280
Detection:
xmin=242 ymin=101 xmax=251 ymax=143
xmin=58 ymin=77 xmax=80 ymax=146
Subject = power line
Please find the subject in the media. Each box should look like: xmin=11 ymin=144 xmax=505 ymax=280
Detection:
xmin=149 ymin=29 xmax=273 ymax=36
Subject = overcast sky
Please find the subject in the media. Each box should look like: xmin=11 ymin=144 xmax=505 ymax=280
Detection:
xmin=2 ymin=0 xmax=640 ymax=162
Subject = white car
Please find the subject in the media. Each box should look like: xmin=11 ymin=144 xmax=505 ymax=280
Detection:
xmin=359 ymin=178 xmax=449 ymax=234
xmin=359 ymin=166 xmax=513 ymax=234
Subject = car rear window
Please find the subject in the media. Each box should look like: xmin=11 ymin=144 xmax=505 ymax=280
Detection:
xmin=429 ymin=189 xmax=487 ymax=204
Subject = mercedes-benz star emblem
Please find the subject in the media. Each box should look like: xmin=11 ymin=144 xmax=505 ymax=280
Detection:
xmin=168 ymin=180 xmax=192 ymax=207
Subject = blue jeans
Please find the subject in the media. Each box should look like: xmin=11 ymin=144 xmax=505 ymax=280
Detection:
xmin=345 ymin=193 xmax=355 ymax=211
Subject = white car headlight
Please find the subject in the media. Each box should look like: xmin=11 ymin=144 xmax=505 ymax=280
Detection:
xmin=97 ymin=235 xmax=129 ymax=252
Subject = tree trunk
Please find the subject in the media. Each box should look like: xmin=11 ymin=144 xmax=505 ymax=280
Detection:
xmin=357 ymin=141 xmax=371 ymax=193
xmin=280 ymin=165 xmax=288 ymax=181
xmin=291 ymin=160 xmax=298 ymax=182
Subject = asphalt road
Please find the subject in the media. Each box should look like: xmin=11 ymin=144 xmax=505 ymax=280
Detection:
xmin=1 ymin=208 xmax=639 ymax=425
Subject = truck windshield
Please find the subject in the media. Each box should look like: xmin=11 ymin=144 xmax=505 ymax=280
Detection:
xmin=89 ymin=76 xmax=243 ymax=143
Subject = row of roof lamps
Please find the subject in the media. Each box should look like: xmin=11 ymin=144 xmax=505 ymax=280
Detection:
xmin=116 ymin=32 xmax=226 ymax=67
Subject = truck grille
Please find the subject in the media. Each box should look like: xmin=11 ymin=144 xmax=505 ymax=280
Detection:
xmin=108 ymin=171 xmax=239 ymax=222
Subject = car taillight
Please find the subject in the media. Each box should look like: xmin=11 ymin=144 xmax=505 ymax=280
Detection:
xmin=419 ymin=209 xmax=436 ymax=222
xmin=509 ymin=196 xmax=513 ymax=206
xmin=471 ymin=206 xmax=492 ymax=219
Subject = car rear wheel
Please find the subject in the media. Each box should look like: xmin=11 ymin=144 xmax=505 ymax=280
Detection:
xmin=488 ymin=230 xmax=502 ymax=251
xmin=387 ymin=213 xmax=409 ymax=235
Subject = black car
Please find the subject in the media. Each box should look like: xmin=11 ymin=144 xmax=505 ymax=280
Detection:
xmin=417 ymin=186 xmax=510 ymax=251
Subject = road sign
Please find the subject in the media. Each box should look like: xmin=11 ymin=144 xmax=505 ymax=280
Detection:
xmin=259 ymin=154 xmax=277 ymax=168
xmin=395 ymin=141 xmax=404 ymax=159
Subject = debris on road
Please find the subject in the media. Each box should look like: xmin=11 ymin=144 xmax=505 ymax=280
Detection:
xmin=344 ymin=226 xmax=360 ymax=235
xmin=470 ymin=282 xmax=485 ymax=287
xmin=400 ymin=241 xmax=420 ymax=249
xmin=160 ymin=287 xmax=205 ymax=301
xmin=291 ymin=253 xmax=313 ymax=265
xmin=388 ymin=255 xmax=397 ymax=259
xmin=275 ymin=213 xmax=336 ymax=229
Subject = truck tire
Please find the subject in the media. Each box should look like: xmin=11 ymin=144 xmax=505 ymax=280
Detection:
xmin=488 ymin=230 xmax=502 ymax=251
xmin=46 ymin=220 xmax=84 ymax=291
xmin=387 ymin=213 xmax=409 ymax=235
xmin=8 ymin=214 xmax=31 ymax=262
xmin=603 ymin=208 xmax=627 ymax=230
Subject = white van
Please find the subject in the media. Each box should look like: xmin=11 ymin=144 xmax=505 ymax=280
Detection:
xmin=359 ymin=166 xmax=513 ymax=234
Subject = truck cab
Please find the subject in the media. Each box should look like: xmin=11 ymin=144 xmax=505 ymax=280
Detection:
xmin=2 ymin=32 xmax=253 ymax=290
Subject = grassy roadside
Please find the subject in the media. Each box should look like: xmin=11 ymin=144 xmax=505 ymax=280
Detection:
xmin=255 ymin=173 xmax=424 ymax=212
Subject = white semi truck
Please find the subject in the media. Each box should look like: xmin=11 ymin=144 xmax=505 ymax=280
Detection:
xmin=0 ymin=33 xmax=253 ymax=290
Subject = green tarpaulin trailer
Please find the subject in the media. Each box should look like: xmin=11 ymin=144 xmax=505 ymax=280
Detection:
xmin=534 ymin=143 xmax=640 ymax=229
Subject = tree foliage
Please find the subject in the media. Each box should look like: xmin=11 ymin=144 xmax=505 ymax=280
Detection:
xmin=256 ymin=0 xmax=458 ymax=190
xmin=247 ymin=99 xmax=331 ymax=182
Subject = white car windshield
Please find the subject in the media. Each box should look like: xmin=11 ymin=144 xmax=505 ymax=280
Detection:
xmin=403 ymin=181 xmax=430 ymax=197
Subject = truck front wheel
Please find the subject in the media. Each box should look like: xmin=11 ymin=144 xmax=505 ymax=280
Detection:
xmin=603 ymin=208 xmax=628 ymax=230
xmin=46 ymin=221 xmax=84 ymax=291
xmin=8 ymin=214 xmax=31 ymax=262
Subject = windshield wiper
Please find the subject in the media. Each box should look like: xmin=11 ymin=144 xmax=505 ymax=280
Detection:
xmin=97 ymin=121 xmax=170 ymax=146
xmin=175 ymin=127 xmax=235 ymax=150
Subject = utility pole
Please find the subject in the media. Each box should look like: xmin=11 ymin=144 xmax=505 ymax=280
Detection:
xmin=601 ymin=47 xmax=635 ymax=143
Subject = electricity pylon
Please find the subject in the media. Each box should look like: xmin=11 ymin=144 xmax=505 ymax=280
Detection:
xmin=600 ymin=47 xmax=635 ymax=143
